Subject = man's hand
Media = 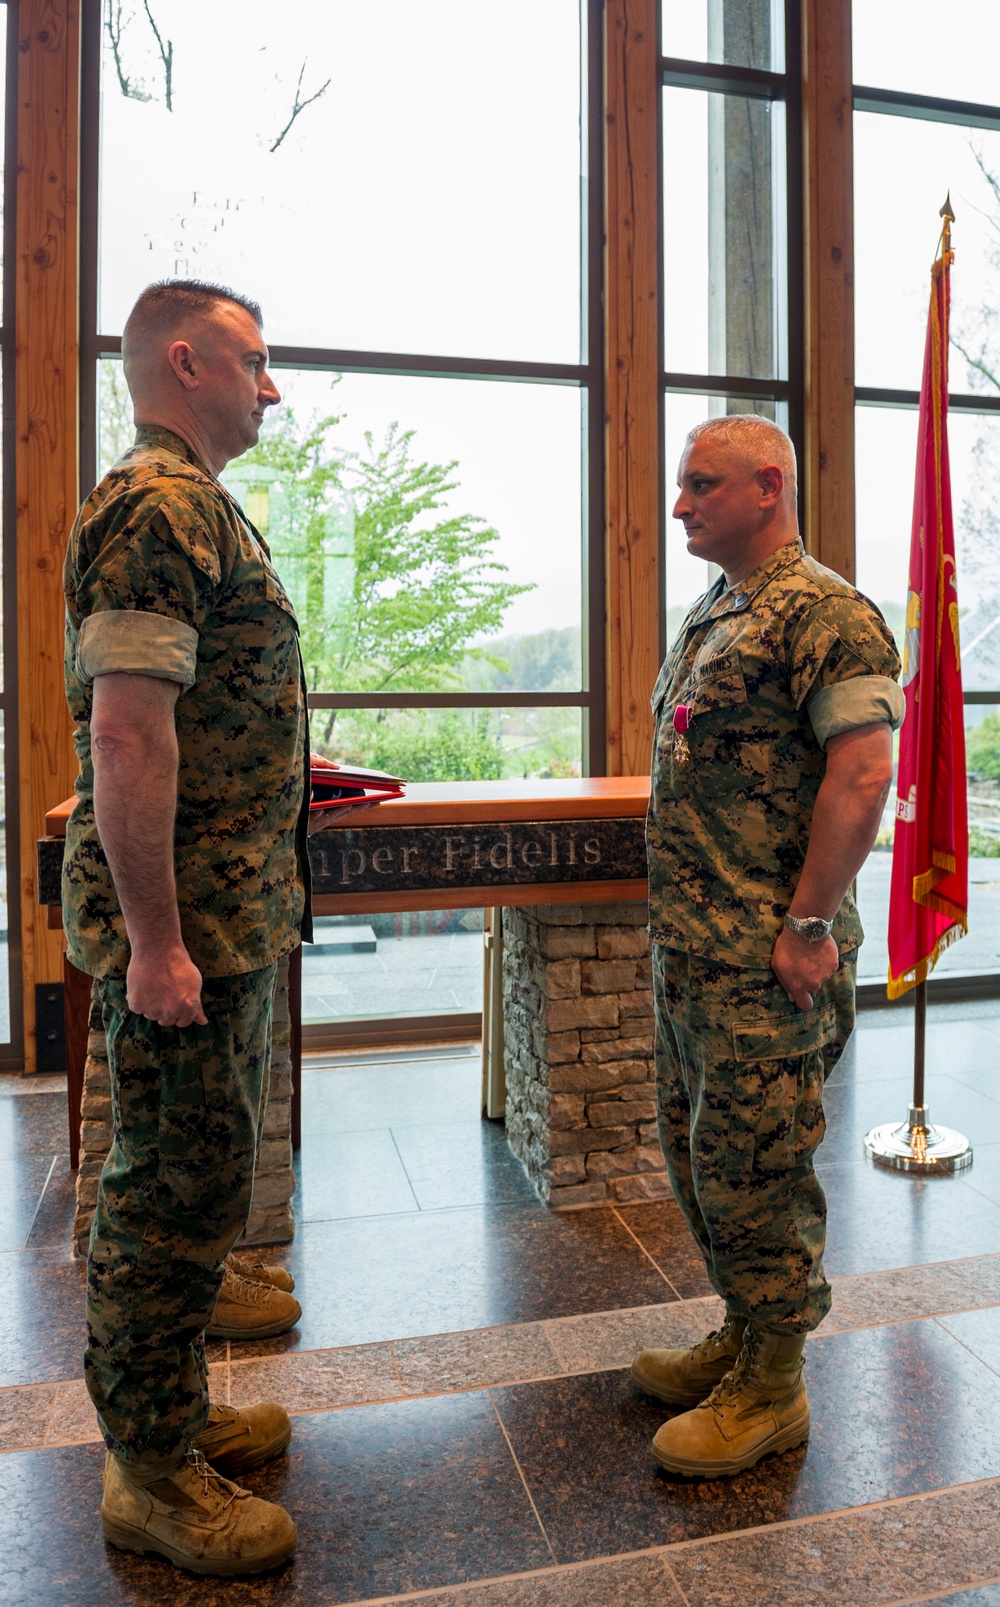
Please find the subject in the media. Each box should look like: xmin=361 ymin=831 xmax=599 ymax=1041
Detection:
xmin=307 ymin=751 xmax=385 ymax=832
xmin=126 ymin=943 xmax=208 ymax=1027
xmin=771 ymin=926 xmax=839 ymax=1011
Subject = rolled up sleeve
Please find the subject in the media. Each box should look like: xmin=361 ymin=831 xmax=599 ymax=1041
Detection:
xmin=76 ymin=609 xmax=199 ymax=688
xmin=807 ymin=675 xmax=904 ymax=749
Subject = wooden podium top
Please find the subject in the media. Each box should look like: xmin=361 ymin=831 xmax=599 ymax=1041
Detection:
xmin=45 ymin=776 xmax=652 ymax=838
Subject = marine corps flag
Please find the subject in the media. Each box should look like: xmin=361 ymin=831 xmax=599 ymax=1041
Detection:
xmin=887 ymin=201 xmax=968 ymax=998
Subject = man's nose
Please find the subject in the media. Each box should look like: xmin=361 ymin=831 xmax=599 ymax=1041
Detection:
xmin=260 ymin=369 xmax=281 ymax=407
xmin=672 ymin=490 xmax=691 ymax=520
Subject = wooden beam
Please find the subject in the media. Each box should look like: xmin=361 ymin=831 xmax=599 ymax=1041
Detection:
xmin=801 ymin=0 xmax=855 ymax=581
xmin=15 ymin=0 xmax=81 ymax=1070
xmin=603 ymin=0 xmax=661 ymax=776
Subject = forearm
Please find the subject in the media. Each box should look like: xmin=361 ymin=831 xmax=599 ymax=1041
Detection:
xmin=789 ymin=771 xmax=890 ymax=919
xmin=91 ymin=678 xmax=184 ymax=956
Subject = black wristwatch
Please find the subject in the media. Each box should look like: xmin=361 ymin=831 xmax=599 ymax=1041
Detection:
xmin=784 ymin=914 xmax=834 ymax=943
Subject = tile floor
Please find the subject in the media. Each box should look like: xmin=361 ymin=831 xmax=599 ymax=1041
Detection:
xmin=4 ymin=1004 xmax=1000 ymax=1604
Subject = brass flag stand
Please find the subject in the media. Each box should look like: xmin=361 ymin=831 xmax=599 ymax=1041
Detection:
xmin=864 ymin=979 xmax=972 ymax=1173
xmin=863 ymin=198 xmax=972 ymax=1178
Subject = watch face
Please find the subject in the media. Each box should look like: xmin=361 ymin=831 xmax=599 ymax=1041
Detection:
xmin=791 ymin=917 xmax=831 ymax=942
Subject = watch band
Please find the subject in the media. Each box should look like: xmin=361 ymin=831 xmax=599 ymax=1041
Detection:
xmin=784 ymin=913 xmax=834 ymax=943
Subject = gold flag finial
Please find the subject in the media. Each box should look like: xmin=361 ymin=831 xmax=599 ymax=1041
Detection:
xmin=939 ymin=193 xmax=955 ymax=260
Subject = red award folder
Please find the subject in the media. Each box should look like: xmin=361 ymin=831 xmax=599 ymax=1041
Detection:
xmin=309 ymin=764 xmax=406 ymax=812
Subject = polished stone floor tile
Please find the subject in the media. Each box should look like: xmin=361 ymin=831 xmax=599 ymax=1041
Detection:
xmin=820 ymin=1263 xmax=993 ymax=1334
xmin=820 ymin=1164 xmax=1000 ymax=1278
xmin=0 ymin=1248 xmax=86 ymax=1386
xmin=945 ymin=1256 xmax=1000 ymax=1303
xmin=936 ymin=1308 xmax=1000 ymax=1375
xmin=0 ymin=1394 xmax=553 ymax=1604
xmin=297 ymin=1127 xmax=419 ymax=1222
xmin=613 ymin=1202 xmax=716 ymax=1298
xmin=826 ymin=1022 xmax=1000 ymax=1092
xmin=668 ymin=1516 xmax=904 ymax=1606
xmin=928 ymin=1588 xmax=1000 ymax=1606
xmin=22 ymin=1153 xmax=77 ymax=1250
xmin=544 ymin=1297 xmax=724 ymax=1375
xmin=229 ymin=1342 xmax=400 ymax=1412
xmin=0 ymin=1383 xmax=56 ymax=1450
xmin=408 ymin=1552 xmax=685 ymax=1606
xmin=821 ymin=1074 xmax=1000 ymax=1165
xmin=853 ymin=1482 xmax=1000 ymax=1597
xmin=237 ymin=1205 xmax=675 ymax=1356
xmin=492 ymin=1322 xmax=1000 ymax=1561
xmin=954 ymin=1143 xmax=1000 ymax=1213
xmin=301 ymin=1056 xmax=483 ymax=1134
xmin=394 ymin=1321 xmax=560 ymax=1395
xmin=44 ymin=1378 xmax=101 ymax=1446
xmin=0 ymin=1153 xmax=58 ymax=1253
xmin=0 ymin=1090 xmax=70 ymax=1158
xmin=391 ymin=1118 xmax=539 ymax=1211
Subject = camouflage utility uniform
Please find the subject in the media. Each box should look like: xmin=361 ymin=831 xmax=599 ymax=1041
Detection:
xmin=63 ymin=424 xmax=311 ymax=1472
xmin=647 ymin=540 xmax=902 ymax=1334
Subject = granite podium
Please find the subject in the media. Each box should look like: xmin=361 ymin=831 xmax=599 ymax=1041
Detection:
xmin=39 ymin=778 xmax=668 ymax=1244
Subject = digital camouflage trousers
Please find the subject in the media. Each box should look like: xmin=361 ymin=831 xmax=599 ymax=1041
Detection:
xmin=84 ymin=963 xmax=277 ymax=1471
xmin=653 ymin=945 xmax=856 ymax=1335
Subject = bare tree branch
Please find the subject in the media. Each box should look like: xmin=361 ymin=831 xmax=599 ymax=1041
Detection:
xmin=270 ymin=60 xmax=331 ymax=153
xmin=104 ymin=0 xmax=150 ymax=101
xmin=951 ymin=334 xmax=1000 ymax=395
xmin=141 ymin=1 xmax=173 ymax=111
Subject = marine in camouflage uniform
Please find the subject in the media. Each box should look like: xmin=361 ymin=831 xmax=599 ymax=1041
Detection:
xmin=63 ymin=423 xmax=311 ymax=1473
xmin=645 ymin=539 xmax=901 ymax=1335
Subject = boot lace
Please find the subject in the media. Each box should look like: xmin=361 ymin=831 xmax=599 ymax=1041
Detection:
xmin=184 ymin=1448 xmax=248 ymax=1509
xmin=222 ymin=1268 xmax=277 ymax=1307
xmin=228 ymin=1251 xmax=272 ymax=1280
xmin=701 ymin=1323 xmax=762 ymax=1411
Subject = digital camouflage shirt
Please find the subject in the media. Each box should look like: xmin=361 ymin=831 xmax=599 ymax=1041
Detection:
xmin=62 ymin=424 xmax=311 ymax=979
xmin=647 ymin=540 xmax=903 ymax=967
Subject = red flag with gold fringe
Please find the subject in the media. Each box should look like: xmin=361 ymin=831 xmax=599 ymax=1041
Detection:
xmin=886 ymin=204 xmax=968 ymax=999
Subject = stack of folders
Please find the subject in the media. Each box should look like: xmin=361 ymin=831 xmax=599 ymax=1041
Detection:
xmin=309 ymin=764 xmax=406 ymax=813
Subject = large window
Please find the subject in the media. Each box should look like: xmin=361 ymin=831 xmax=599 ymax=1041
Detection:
xmin=852 ymin=0 xmax=1000 ymax=984
xmin=83 ymin=2 xmax=600 ymax=1034
xmin=661 ymin=0 xmax=801 ymax=635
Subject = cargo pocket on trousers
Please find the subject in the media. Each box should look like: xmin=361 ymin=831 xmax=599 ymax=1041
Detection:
xmin=724 ymin=1003 xmax=836 ymax=1181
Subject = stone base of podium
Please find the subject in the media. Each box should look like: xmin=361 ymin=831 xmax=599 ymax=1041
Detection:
xmin=71 ymin=958 xmax=296 ymax=1256
xmin=502 ymin=902 xmax=672 ymax=1209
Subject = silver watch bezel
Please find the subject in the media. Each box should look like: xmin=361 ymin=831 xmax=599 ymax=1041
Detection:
xmin=784 ymin=914 xmax=834 ymax=944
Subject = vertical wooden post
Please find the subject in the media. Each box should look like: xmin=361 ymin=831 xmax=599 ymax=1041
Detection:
xmin=604 ymin=0 xmax=661 ymax=776
xmin=801 ymin=0 xmax=855 ymax=580
xmin=15 ymin=0 xmax=81 ymax=1070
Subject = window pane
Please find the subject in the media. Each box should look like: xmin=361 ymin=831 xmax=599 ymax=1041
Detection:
xmin=663 ymin=0 xmax=784 ymax=73
xmin=854 ymin=112 xmax=1000 ymax=392
xmin=311 ymin=706 xmax=583 ymax=783
xmin=855 ymin=404 xmax=1000 ymax=692
xmin=98 ymin=1 xmax=582 ymax=362
xmin=857 ymin=703 xmax=1000 ymax=985
xmin=217 ymin=368 xmax=584 ymax=695
xmin=664 ymin=391 xmax=789 ymax=636
xmin=302 ymin=908 xmax=482 ymax=1026
xmin=664 ymin=88 xmax=787 ymax=380
xmin=853 ymin=0 xmax=1000 ymax=106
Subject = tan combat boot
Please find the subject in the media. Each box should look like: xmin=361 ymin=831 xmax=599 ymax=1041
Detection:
xmin=651 ymin=1322 xmax=809 ymax=1477
xmin=631 ymin=1313 xmax=747 ymax=1406
xmin=194 ymin=1401 xmax=292 ymax=1477
xmin=101 ymin=1449 xmax=297 ymax=1577
xmin=225 ymin=1249 xmax=296 ymax=1294
xmin=206 ymin=1265 xmax=302 ymax=1341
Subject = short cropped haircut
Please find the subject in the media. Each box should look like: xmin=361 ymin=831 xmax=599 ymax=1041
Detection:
xmin=122 ymin=279 xmax=263 ymax=361
xmin=686 ymin=414 xmax=797 ymax=498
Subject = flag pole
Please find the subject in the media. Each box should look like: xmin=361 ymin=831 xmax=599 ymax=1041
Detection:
xmin=864 ymin=197 xmax=972 ymax=1176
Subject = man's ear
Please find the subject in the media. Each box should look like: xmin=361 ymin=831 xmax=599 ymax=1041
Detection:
xmin=166 ymin=340 xmax=199 ymax=391
xmin=757 ymin=463 xmax=784 ymax=507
